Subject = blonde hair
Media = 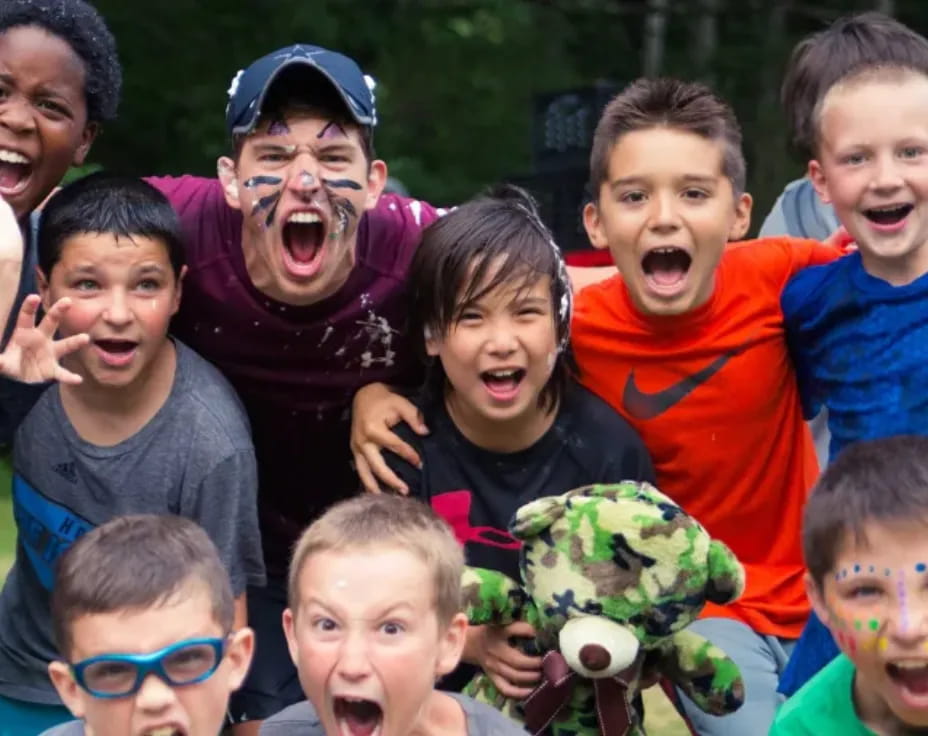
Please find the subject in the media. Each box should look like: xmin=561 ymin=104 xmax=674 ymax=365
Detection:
xmin=288 ymin=494 xmax=464 ymax=624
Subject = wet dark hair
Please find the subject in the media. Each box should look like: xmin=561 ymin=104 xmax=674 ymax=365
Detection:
xmin=38 ymin=172 xmax=186 ymax=278
xmin=804 ymin=436 xmax=928 ymax=590
xmin=782 ymin=12 xmax=928 ymax=159
xmin=0 ymin=0 xmax=121 ymax=123
xmin=52 ymin=514 xmax=234 ymax=658
xmin=234 ymin=67 xmax=374 ymax=162
xmin=409 ymin=184 xmax=573 ymax=413
xmin=589 ymin=78 xmax=745 ymax=197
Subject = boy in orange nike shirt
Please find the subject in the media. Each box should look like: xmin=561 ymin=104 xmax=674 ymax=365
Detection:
xmin=350 ymin=78 xmax=841 ymax=734
xmin=574 ymin=78 xmax=838 ymax=734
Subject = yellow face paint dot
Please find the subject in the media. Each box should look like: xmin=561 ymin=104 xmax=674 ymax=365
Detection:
xmin=878 ymin=637 xmax=889 ymax=652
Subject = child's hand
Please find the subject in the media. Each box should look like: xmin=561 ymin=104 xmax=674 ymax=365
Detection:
xmin=351 ymin=381 xmax=428 ymax=494
xmin=0 ymin=295 xmax=89 ymax=385
xmin=463 ymin=622 xmax=543 ymax=699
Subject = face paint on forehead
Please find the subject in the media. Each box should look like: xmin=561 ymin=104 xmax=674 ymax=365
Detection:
xmin=322 ymin=178 xmax=363 ymax=191
xmin=267 ymin=118 xmax=290 ymax=136
xmin=317 ymin=120 xmax=348 ymax=140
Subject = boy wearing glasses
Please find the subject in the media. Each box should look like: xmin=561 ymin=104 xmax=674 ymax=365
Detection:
xmin=43 ymin=514 xmax=255 ymax=736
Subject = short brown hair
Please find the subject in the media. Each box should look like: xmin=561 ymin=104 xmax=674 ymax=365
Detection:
xmin=288 ymin=495 xmax=463 ymax=624
xmin=782 ymin=12 xmax=928 ymax=159
xmin=589 ymin=77 xmax=746 ymax=197
xmin=52 ymin=515 xmax=234 ymax=658
xmin=803 ymin=436 xmax=928 ymax=590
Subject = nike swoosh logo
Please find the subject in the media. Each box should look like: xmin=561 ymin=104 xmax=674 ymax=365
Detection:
xmin=623 ymin=347 xmax=743 ymax=419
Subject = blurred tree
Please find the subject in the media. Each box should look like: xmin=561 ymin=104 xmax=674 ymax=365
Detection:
xmin=84 ymin=0 xmax=928 ymax=233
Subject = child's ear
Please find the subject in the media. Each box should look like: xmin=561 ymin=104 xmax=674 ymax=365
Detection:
xmin=217 ymin=157 xmax=242 ymax=210
xmin=364 ymin=160 xmax=388 ymax=212
xmin=805 ymin=572 xmax=830 ymax=625
xmin=48 ymin=660 xmax=85 ymax=719
xmin=224 ymin=626 xmax=255 ymax=692
xmin=71 ymin=123 xmax=99 ymax=167
xmin=283 ymin=607 xmax=300 ymax=668
xmin=728 ymin=192 xmax=753 ymax=241
xmin=436 ymin=612 xmax=468 ymax=678
xmin=171 ymin=265 xmax=187 ymax=315
xmin=808 ymin=160 xmax=831 ymax=204
xmin=35 ymin=266 xmax=52 ymax=313
xmin=582 ymin=201 xmax=609 ymax=251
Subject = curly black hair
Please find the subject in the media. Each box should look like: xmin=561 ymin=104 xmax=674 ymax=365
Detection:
xmin=0 ymin=0 xmax=121 ymax=122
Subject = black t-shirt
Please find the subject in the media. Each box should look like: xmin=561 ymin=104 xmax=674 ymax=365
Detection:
xmin=385 ymin=382 xmax=656 ymax=581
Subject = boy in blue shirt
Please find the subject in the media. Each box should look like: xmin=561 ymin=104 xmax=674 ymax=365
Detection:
xmin=780 ymin=12 xmax=928 ymax=695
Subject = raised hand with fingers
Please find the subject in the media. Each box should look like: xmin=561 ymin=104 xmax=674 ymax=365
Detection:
xmin=351 ymin=381 xmax=429 ymax=494
xmin=0 ymin=294 xmax=90 ymax=384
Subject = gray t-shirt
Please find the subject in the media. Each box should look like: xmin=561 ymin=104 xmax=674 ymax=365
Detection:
xmin=260 ymin=693 xmax=528 ymax=736
xmin=40 ymin=719 xmax=83 ymax=736
xmin=0 ymin=340 xmax=265 ymax=704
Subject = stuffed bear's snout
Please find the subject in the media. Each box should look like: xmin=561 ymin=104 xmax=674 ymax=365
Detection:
xmin=559 ymin=616 xmax=639 ymax=679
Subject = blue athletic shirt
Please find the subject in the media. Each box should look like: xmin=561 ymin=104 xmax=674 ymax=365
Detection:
xmin=778 ymin=249 xmax=928 ymax=695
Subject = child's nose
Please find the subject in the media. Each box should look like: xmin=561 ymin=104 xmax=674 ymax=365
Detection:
xmin=103 ymin=291 xmax=133 ymax=326
xmin=0 ymin=96 xmax=35 ymax=135
xmin=335 ymin=636 xmax=373 ymax=681
xmin=133 ymin=673 xmax=176 ymax=712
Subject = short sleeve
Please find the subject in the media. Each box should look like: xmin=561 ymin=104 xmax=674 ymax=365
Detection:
xmin=186 ymin=449 xmax=265 ymax=594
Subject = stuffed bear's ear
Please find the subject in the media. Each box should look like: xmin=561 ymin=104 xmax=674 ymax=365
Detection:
xmin=705 ymin=539 xmax=746 ymax=604
xmin=509 ymin=494 xmax=570 ymax=539
xmin=461 ymin=567 xmax=527 ymax=626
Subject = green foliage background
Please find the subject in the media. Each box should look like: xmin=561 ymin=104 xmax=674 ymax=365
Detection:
xmin=81 ymin=0 xmax=928 ymax=228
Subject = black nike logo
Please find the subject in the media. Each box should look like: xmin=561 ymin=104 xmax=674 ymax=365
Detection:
xmin=622 ymin=347 xmax=744 ymax=419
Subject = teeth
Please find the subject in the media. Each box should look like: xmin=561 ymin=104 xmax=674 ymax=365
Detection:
xmin=651 ymin=247 xmax=682 ymax=254
xmin=288 ymin=211 xmax=321 ymax=224
xmin=144 ymin=728 xmax=177 ymax=736
xmin=893 ymin=661 xmax=928 ymax=670
xmin=487 ymin=370 xmax=518 ymax=378
xmin=869 ymin=204 xmax=908 ymax=212
xmin=0 ymin=149 xmax=29 ymax=165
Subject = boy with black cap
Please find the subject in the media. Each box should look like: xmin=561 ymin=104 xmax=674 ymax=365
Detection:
xmin=138 ymin=45 xmax=447 ymax=732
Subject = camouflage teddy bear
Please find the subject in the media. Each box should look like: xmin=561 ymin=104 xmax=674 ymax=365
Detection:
xmin=462 ymin=481 xmax=746 ymax=736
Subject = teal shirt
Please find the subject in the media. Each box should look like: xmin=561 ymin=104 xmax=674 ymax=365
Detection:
xmin=770 ymin=655 xmax=873 ymax=735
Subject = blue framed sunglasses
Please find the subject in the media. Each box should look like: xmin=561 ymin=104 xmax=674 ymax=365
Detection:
xmin=71 ymin=637 xmax=226 ymax=698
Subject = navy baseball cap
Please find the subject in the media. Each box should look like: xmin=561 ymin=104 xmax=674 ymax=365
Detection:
xmin=225 ymin=44 xmax=377 ymax=136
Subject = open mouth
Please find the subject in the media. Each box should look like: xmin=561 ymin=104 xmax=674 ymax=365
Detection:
xmin=282 ymin=211 xmax=327 ymax=277
xmin=140 ymin=726 xmax=185 ymax=736
xmin=864 ymin=203 xmax=913 ymax=227
xmin=480 ymin=368 xmax=526 ymax=402
xmin=641 ymin=247 xmax=692 ymax=293
xmin=888 ymin=661 xmax=928 ymax=696
xmin=0 ymin=149 xmax=32 ymax=197
xmin=334 ymin=696 xmax=383 ymax=736
xmin=94 ymin=339 xmax=138 ymax=367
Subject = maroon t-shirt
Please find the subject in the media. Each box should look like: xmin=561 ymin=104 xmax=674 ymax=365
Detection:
xmin=147 ymin=176 xmax=439 ymax=576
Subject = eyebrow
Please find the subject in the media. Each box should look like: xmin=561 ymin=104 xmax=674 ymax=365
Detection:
xmin=0 ymin=73 xmax=75 ymax=101
xmin=135 ymin=264 xmax=168 ymax=275
xmin=610 ymin=173 xmax=718 ymax=188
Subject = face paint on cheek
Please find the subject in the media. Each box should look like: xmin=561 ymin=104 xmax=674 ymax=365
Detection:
xmin=325 ymin=189 xmax=359 ymax=240
xmin=251 ymin=191 xmax=283 ymax=229
xmin=321 ymin=178 xmax=363 ymax=191
xmin=243 ymin=175 xmax=283 ymax=189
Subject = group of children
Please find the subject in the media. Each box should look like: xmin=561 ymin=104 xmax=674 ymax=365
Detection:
xmin=1 ymin=1 xmax=928 ymax=736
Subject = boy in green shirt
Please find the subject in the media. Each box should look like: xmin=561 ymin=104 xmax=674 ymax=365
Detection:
xmin=771 ymin=436 xmax=928 ymax=735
